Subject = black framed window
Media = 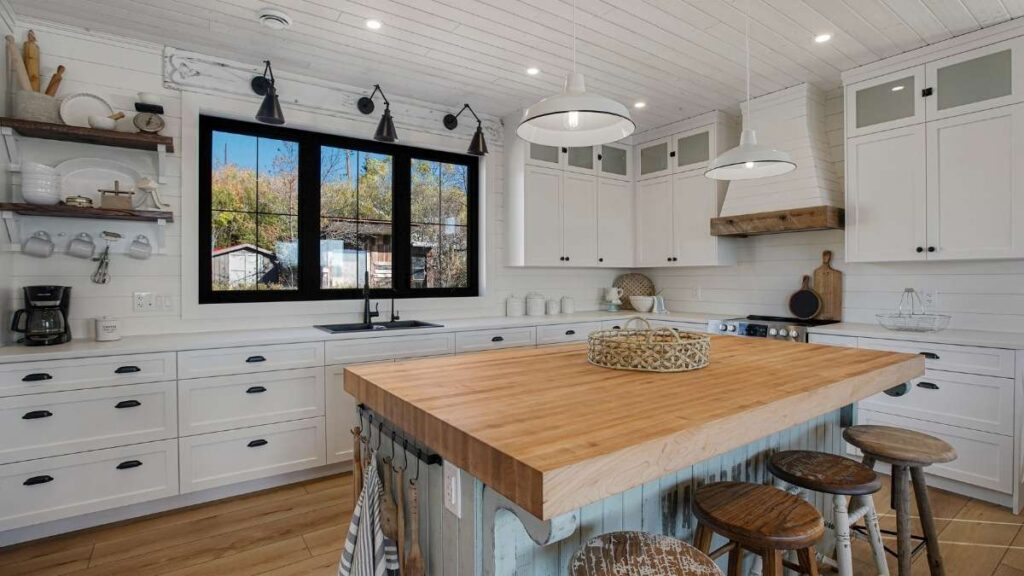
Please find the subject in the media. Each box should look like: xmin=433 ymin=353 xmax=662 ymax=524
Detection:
xmin=199 ymin=116 xmax=478 ymax=303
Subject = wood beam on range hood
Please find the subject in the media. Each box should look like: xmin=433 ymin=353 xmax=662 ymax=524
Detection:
xmin=710 ymin=206 xmax=844 ymax=237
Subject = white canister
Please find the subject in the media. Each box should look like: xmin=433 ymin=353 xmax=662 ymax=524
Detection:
xmin=506 ymin=295 xmax=525 ymax=317
xmin=95 ymin=317 xmax=121 ymax=341
xmin=526 ymin=292 xmax=546 ymax=316
xmin=546 ymin=299 xmax=560 ymax=315
xmin=560 ymin=296 xmax=575 ymax=315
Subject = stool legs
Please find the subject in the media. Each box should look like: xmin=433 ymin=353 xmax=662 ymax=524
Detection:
xmin=892 ymin=465 xmax=913 ymax=576
xmin=911 ymin=467 xmax=946 ymax=576
xmin=832 ymin=494 xmax=853 ymax=576
xmin=858 ymin=495 xmax=890 ymax=576
xmin=762 ymin=550 xmax=784 ymax=576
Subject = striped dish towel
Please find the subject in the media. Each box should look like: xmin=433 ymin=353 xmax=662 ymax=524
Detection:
xmin=339 ymin=451 xmax=401 ymax=576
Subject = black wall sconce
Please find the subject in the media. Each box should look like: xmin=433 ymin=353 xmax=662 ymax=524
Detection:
xmin=251 ymin=60 xmax=284 ymax=125
xmin=443 ymin=104 xmax=488 ymax=156
xmin=357 ymin=85 xmax=397 ymax=142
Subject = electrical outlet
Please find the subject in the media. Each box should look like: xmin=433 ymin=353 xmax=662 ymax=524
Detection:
xmin=443 ymin=461 xmax=462 ymax=518
xmin=919 ymin=290 xmax=939 ymax=313
xmin=133 ymin=292 xmax=155 ymax=313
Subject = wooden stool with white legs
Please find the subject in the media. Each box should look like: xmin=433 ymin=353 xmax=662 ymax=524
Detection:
xmin=844 ymin=425 xmax=957 ymax=576
xmin=568 ymin=531 xmax=723 ymax=576
xmin=768 ymin=450 xmax=889 ymax=576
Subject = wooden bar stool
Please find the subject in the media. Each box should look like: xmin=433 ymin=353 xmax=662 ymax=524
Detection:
xmin=693 ymin=481 xmax=824 ymax=576
xmin=844 ymin=425 xmax=957 ymax=576
xmin=569 ymin=531 xmax=723 ymax=575
xmin=768 ymin=450 xmax=889 ymax=576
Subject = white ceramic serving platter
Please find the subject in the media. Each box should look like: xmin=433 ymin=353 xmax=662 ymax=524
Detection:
xmin=59 ymin=93 xmax=113 ymax=128
xmin=56 ymin=158 xmax=141 ymax=206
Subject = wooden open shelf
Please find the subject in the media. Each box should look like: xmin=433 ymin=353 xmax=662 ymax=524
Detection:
xmin=0 ymin=117 xmax=174 ymax=153
xmin=710 ymin=206 xmax=844 ymax=237
xmin=0 ymin=203 xmax=173 ymax=223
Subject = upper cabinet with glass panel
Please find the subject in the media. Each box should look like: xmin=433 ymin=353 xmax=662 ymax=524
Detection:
xmin=846 ymin=67 xmax=926 ymax=137
xmin=599 ymin=144 xmax=631 ymax=180
xmin=565 ymin=146 xmax=595 ymax=174
xmin=674 ymin=126 xmax=713 ymax=173
xmin=637 ymin=137 xmax=671 ymax=180
xmin=526 ymin=143 xmax=561 ymax=168
xmin=926 ymin=36 xmax=1024 ymax=121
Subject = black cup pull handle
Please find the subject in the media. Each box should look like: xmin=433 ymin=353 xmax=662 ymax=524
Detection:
xmin=23 ymin=475 xmax=53 ymax=486
xmin=246 ymin=386 xmax=267 ymax=394
xmin=247 ymin=439 xmax=268 ymax=448
xmin=22 ymin=373 xmax=52 ymax=382
xmin=115 ymin=400 xmax=141 ymax=409
xmin=919 ymin=352 xmax=940 ymax=360
xmin=116 ymin=460 xmax=143 ymax=470
xmin=246 ymin=355 xmax=267 ymax=363
xmin=883 ymin=383 xmax=909 ymax=397
xmin=22 ymin=410 xmax=52 ymax=420
xmin=565 ymin=330 xmax=576 ymax=335
xmin=491 ymin=336 xmax=504 ymax=342
xmin=612 ymin=325 xmax=621 ymax=330
xmin=917 ymin=382 xmax=940 ymax=390
xmin=115 ymin=366 xmax=141 ymax=374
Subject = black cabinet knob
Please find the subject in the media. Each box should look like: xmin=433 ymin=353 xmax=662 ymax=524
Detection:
xmin=928 ymin=246 xmax=936 ymax=252
xmin=916 ymin=246 xmax=924 ymax=253
xmin=561 ymin=147 xmax=567 ymax=153
xmin=565 ymin=256 xmax=570 ymax=261
xmin=22 ymin=410 xmax=52 ymax=420
xmin=667 ymin=257 xmax=672 ymax=262
xmin=669 ymin=151 xmax=676 ymax=157
xmin=597 ymin=154 xmax=603 ymax=161
xmin=115 ymin=400 xmax=141 ymax=409
xmin=598 ymin=257 xmax=603 ymax=262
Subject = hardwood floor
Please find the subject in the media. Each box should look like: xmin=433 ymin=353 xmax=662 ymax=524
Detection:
xmin=2 ymin=470 xmax=1022 ymax=575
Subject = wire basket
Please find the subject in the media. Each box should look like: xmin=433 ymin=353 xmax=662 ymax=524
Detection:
xmin=876 ymin=288 xmax=951 ymax=333
xmin=587 ymin=317 xmax=710 ymax=372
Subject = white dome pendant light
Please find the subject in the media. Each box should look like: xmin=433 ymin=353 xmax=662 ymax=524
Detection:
xmin=705 ymin=0 xmax=795 ymax=180
xmin=517 ymin=0 xmax=634 ymax=147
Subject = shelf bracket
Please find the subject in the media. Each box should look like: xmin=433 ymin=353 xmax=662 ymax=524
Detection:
xmin=156 ymin=218 xmax=168 ymax=255
xmin=156 ymin=144 xmax=167 ymax=184
xmin=2 ymin=127 xmax=20 ymax=171
xmin=1 ymin=209 xmax=19 ymax=248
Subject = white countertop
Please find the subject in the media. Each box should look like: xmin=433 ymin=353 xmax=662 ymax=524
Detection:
xmin=808 ymin=322 xmax=1024 ymax=350
xmin=0 ymin=310 xmax=726 ymax=364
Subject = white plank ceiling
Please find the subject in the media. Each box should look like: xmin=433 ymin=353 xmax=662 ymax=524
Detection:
xmin=12 ymin=0 xmax=1024 ymax=131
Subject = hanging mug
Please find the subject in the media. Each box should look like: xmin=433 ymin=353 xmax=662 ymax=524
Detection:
xmin=67 ymin=232 xmax=96 ymax=259
xmin=127 ymin=235 xmax=153 ymax=260
xmin=22 ymin=231 xmax=54 ymax=258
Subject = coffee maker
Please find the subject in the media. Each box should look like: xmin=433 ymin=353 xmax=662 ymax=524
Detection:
xmin=11 ymin=286 xmax=72 ymax=346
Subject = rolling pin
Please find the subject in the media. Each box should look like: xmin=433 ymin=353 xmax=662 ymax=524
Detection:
xmin=5 ymin=35 xmax=31 ymax=91
xmin=45 ymin=64 xmax=65 ymax=96
xmin=23 ymin=30 xmax=39 ymax=91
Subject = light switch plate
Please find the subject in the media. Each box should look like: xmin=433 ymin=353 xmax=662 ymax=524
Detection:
xmin=443 ymin=461 xmax=462 ymax=518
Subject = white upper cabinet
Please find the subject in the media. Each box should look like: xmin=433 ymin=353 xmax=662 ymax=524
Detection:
xmin=523 ymin=165 xmax=563 ymax=266
xmin=673 ymin=125 xmax=714 ymax=173
xmin=599 ymin=144 xmax=631 ymax=180
xmin=926 ymin=103 xmax=1024 ymax=260
xmin=561 ymin=173 xmax=599 ymax=265
xmin=926 ymin=36 xmax=1024 ymax=122
xmin=597 ymin=178 xmax=634 ymax=267
xmin=635 ymin=176 xmax=674 ymax=266
xmin=846 ymin=125 xmax=928 ymax=263
xmin=637 ymin=137 xmax=672 ymax=180
xmin=846 ymin=67 xmax=926 ymax=138
xmin=565 ymin=146 xmax=596 ymax=175
xmin=635 ymin=173 xmax=734 ymax=268
xmin=526 ymin=143 xmax=562 ymax=168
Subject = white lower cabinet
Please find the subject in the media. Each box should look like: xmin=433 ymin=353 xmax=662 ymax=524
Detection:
xmin=856 ymin=410 xmax=1013 ymax=494
xmin=0 ymin=353 xmax=177 ymax=397
xmin=326 ymin=365 xmax=361 ymax=465
xmin=177 ymin=342 xmax=325 ymax=379
xmin=324 ymin=333 xmax=454 ymax=365
xmin=0 ymin=381 xmax=177 ymax=464
xmin=536 ymin=322 xmax=604 ymax=345
xmin=455 ymin=327 xmax=536 ymax=353
xmin=0 ymin=439 xmax=178 ymax=531
xmin=178 ymin=417 xmax=326 ymax=494
xmin=177 ymin=368 xmax=325 ymax=436
xmin=857 ymin=337 xmax=1015 ymax=378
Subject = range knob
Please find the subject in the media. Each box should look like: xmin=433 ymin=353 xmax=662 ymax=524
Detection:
xmin=719 ymin=324 xmax=728 ymax=331
xmin=791 ymin=331 xmax=800 ymax=339
xmin=768 ymin=328 xmax=778 ymax=336
xmin=778 ymin=329 xmax=788 ymax=338
xmin=727 ymin=325 xmax=737 ymax=332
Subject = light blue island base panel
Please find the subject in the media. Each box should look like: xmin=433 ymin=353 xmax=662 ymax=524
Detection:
xmin=360 ymin=409 xmax=843 ymax=576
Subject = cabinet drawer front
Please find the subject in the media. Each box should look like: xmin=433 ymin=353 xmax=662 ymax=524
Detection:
xmin=179 ymin=368 xmax=325 ymax=436
xmin=0 ymin=439 xmax=178 ymax=531
xmin=861 ymin=370 xmax=1013 ymax=435
xmin=178 ymin=342 xmax=324 ymax=379
xmin=808 ymin=334 xmax=858 ymax=347
xmin=178 ymin=417 xmax=326 ymax=493
xmin=0 ymin=353 xmax=177 ymax=397
xmin=0 ymin=381 xmax=177 ymax=464
xmin=325 ymin=333 xmax=454 ymax=365
xmin=536 ymin=322 xmax=603 ymax=345
xmin=857 ymin=337 xmax=1014 ymax=377
xmin=856 ymin=410 xmax=1013 ymax=493
xmin=455 ymin=327 xmax=536 ymax=353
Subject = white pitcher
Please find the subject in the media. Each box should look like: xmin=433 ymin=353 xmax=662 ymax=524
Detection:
xmin=604 ymin=286 xmax=623 ymax=305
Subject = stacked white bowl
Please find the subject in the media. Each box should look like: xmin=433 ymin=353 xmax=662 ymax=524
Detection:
xmin=21 ymin=162 xmax=61 ymax=205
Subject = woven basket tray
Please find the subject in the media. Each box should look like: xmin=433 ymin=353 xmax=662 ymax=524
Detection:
xmin=588 ymin=317 xmax=710 ymax=373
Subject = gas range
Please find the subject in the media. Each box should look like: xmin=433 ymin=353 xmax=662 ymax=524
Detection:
xmin=707 ymin=315 xmax=840 ymax=342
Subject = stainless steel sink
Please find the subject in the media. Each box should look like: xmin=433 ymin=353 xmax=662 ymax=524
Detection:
xmin=315 ymin=320 xmax=443 ymax=334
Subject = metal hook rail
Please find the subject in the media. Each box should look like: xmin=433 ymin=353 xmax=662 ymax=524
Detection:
xmin=357 ymin=404 xmax=443 ymax=467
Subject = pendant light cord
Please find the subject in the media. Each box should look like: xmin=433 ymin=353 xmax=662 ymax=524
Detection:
xmin=572 ymin=0 xmax=577 ymax=73
xmin=745 ymin=0 xmax=752 ymax=128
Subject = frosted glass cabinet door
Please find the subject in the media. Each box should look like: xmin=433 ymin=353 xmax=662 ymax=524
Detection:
xmin=674 ymin=126 xmax=714 ymax=172
xmin=926 ymin=36 xmax=1024 ymax=121
xmin=926 ymin=103 xmax=1024 ymax=260
xmin=845 ymin=125 xmax=927 ymax=262
xmin=565 ymin=146 xmax=596 ymax=174
xmin=637 ymin=137 xmax=671 ymax=180
xmin=599 ymin=144 xmax=631 ymax=180
xmin=846 ymin=66 xmax=926 ymax=137
xmin=526 ymin=143 xmax=561 ymax=168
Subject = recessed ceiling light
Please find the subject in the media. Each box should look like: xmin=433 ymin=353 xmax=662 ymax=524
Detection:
xmin=257 ymin=8 xmax=292 ymax=30
xmin=365 ymin=19 xmax=382 ymax=30
xmin=891 ymin=85 xmax=905 ymax=92
xmin=634 ymin=101 xmax=646 ymax=109
xmin=526 ymin=67 xmax=540 ymax=76
xmin=814 ymin=33 xmax=832 ymax=43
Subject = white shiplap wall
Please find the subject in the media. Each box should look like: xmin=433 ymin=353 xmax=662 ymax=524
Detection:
xmin=1 ymin=22 xmax=625 ymax=343
xmin=0 ymin=4 xmax=15 ymax=346
xmin=650 ymin=89 xmax=1024 ymax=333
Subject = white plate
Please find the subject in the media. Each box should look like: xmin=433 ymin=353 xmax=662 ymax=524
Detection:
xmin=59 ymin=93 xmax=113 ymax=128
xmin=56 ymin=158 xmax=141 ymax=206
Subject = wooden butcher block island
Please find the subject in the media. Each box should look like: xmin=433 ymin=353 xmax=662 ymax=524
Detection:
xmin=344 ymin=335 xmax=923 ymax=521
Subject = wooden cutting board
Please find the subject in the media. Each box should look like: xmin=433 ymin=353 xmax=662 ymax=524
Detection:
xmin=813 ymin=250 xmax=843 ymax=321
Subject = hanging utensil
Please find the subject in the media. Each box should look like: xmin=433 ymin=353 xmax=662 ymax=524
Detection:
xmin=91 ymin=245 xmax=111 ymax=284
xmin=395 ymin=444 xmax=407 ymax=575
xmin=380 ymin=430 xmax=399 ymax=543
xmin=351 ymin=427 xmax=363 ymax=505
xmin=406 ymin=465 xmax=425 ymax=576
